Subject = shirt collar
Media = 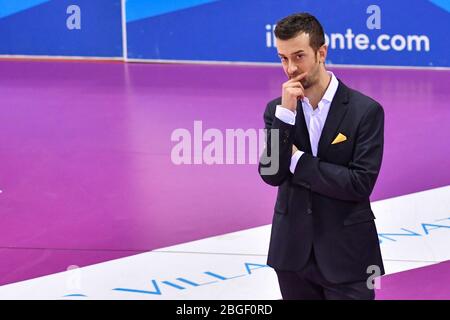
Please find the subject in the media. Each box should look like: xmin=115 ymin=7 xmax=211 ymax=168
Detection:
xmin=302 ymin=71 xmax=339 ymax=113
xmin=322 ymin=71 xmax=339 ymax=103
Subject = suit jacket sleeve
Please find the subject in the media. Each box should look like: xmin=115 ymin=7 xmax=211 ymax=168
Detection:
xmin=292 ymin=103 xmax=384 ymax=202
xmin=258 ymin=101 xmax=296 ymax=186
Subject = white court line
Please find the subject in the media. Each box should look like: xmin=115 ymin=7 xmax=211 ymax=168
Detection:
xmin=0 ymin=185 xmax=448 ymax=299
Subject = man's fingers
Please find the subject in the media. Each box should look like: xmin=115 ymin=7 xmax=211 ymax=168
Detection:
xmin=284 ymin=72 xmax=307 ymax=89
xmin=294 ymin=71 xmax=308 ymax=80
xmin=287 ymin=87 xmax=304 ymax=99
xmin=284 ymin=79 xmax=305 ymax=93
xmin=284 ymin=76 xmax=305 ymax=89
xmin=281 ymin=72 xmax=306 ymax=109
xmin=288 ymin=71 xmax=308 ymax=82
xmin=285 ymin=82 xmax=303 ymax=89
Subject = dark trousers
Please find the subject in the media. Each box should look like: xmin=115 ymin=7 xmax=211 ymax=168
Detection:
xmin=275 ymin=247 xmax=375 ymax=300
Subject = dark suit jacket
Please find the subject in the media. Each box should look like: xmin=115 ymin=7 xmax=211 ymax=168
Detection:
xmin=258 ymin=79 xmax=385 ymax=284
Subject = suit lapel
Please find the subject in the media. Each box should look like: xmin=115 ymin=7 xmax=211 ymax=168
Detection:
xmin=317 ymin=80 xmax=350 ymax=159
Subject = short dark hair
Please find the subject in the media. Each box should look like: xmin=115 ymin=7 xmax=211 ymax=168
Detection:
xmin=274 ymin=13 xmax=325 ymax=52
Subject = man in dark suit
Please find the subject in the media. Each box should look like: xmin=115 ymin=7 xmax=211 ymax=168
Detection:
xmin=258 ymin=13 xmax=385 ymax=300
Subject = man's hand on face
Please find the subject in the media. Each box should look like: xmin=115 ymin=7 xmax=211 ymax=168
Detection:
xmin=281 ymin=72 xmax=307 ymax=112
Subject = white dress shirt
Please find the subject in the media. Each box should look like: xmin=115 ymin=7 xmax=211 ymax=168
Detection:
xmin=274 ymin=71 xmax=339 ymax=174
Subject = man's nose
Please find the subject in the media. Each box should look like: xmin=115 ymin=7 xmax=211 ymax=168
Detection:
xmin=287 ymin=61 xmax=298 ymax=75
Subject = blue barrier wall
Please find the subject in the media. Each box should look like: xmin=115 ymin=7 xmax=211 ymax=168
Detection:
xmin=126 ymin=0 xmax=449 ymax=67
xmin=1 ymin=0 xmax=449 ymax=67
xmin=0 ymin=0 xmax=123 ymax=57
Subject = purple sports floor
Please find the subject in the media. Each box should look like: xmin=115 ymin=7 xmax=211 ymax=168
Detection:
xmin=0 ymin=60 xmax=449 ymax=298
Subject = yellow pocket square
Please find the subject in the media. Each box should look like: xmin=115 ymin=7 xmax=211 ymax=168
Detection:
xmin=331 ymin=133 xmax=347 ymax=145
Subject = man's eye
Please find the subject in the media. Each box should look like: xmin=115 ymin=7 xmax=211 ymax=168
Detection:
xmin=297 ymin=55 xmax=304 ymax=59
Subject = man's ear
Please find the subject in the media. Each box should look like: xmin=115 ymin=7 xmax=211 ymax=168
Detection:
xmin=319 ymin=44 xmax=328 ymax=63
